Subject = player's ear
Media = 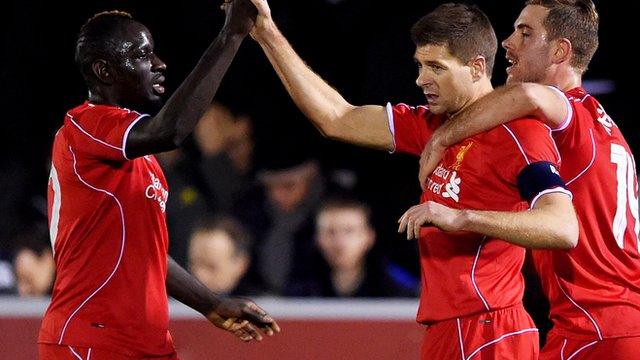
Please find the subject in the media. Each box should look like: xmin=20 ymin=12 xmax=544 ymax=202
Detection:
xmin=553 ymin=38 xmax=572 ymax=65
xmin=92 ymin=59 xmax=113 ymax=85
xmin=469 ymin=55 xmax=486 ymax=82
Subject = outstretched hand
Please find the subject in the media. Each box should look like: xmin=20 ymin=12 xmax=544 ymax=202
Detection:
xmin=207 ymin=297 xmax=281 ymax=342
xmin=248 ymin=0 xmax=274 ymax=41
xmin=221 ymin=0 xmax=257 ymax=36
xmin=398 ymin=201 xmax=466 ymax=240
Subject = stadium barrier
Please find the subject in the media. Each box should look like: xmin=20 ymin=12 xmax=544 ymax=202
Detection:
xmin=0 ymin=297 xmax=422 ymax=359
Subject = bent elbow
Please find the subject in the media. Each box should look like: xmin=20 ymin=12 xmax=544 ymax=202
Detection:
xmin=558 ymin=219 xmax=579 ymax=249
xmin=317 ymin=120 xmax=337 ymax=139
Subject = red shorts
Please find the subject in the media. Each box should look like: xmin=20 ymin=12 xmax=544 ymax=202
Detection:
xmin=421 ymin=304 xmax=539 ymax=360
xmin=39 ymin=344 xmax=179 ymax=360
xmin=541 ymin=332 xmax=640 ymax=360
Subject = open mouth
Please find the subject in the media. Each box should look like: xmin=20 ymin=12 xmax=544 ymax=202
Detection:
xmin=152 ymin=84 xmax=165 ymax=95
xmin=425 ymin=93 xmax=439 ymax=103
xmin=505 ymin=55 xmax=518 ymax=74
xmin=152 ymin=75 xmax=166 ymax=95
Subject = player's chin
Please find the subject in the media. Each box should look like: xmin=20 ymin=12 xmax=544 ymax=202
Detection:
xmin=428 ymin=103 xmax=446 ymax=115
xmin=505 ymin=75 xmax=521 ymax=85
xmin=143 ymin=96 xmax=164 ymax=114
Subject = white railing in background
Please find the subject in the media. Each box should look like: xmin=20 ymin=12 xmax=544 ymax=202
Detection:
xmin=0 ymin=296 xmax=419 ymax=320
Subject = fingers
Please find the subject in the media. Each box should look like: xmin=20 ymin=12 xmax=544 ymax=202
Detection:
xmin=241 ymin=323 xmax=263 ymax=341
xmin=249 ymin=0 xmax=270 ymax=15
xmin=241 ymin=301 xmax=280 ymax=336
xmin=398 ymin=205 xmax=431 ymax=240
xmin=398 ymin=209 xmax=416 ymax=240
xmin=397 ymin=211 xmax=409 ymax=235
xmin=414 ymin=214 xmax=422 ymax=240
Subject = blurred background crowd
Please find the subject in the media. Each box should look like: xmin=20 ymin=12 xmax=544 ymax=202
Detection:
xmin=0 ymin=0 xmax=635 ymax=339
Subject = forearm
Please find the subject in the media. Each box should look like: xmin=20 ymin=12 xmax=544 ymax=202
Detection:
xmin=166 ymin=256 xmax=221 ymax=316
xmin=441 ymin=84 xmax=537 ymax=147
xmin=255 ymin=23 xmax=352 ymax=133
xmin=155 ymin=31 xmax=246 ymax=147
xmin=461 ymin=205 xmax=578 ymax=249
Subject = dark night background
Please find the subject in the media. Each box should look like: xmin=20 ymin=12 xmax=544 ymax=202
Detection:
xmin=1 ymin=0 xmax=637 ymax=274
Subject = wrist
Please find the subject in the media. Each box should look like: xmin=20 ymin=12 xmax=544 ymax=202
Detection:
xmin=197 ymin=293 xmax=223 ymax=317
xmin=221 ymin=28 xmax=248 ymax=42
xmin=458 ymin=209 xmax=474 ymax=232
xmin=254 ymin=21 xmax=280 ymax=44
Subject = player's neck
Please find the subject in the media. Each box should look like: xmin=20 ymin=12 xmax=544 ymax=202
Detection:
xmin=545 ymin=66 xmax=582 ymax=92
xmin=450 ymin=78 xmax=493 ymax=118
xmin=88 ymin=90 xmax=120 ymax=108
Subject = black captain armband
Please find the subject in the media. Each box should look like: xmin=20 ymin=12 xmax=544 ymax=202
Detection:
xmin=517 ymin=161 xmax=569 ymax=204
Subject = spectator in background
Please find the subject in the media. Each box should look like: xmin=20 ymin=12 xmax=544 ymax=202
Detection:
xmin=195 ymin=102 xmax=255 ymax=212
xmin=288 ymin=197 xmax=418 ymax=298
xmin=157 ymin=147 xmax=212 ymax=267
xmin=235 ymin=153 xmax=325 ymax=295
xmin=0 ymin=254 xmax=16 ymax=294
xmin=188 ymin=217 xmax=264 ymax=296
xmin=13 ymin=224 xmax=55 ymax=297
xmin=159 ymin=101 xmax=256 ymax=266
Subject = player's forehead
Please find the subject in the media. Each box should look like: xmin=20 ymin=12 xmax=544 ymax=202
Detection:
xmin=514 ymin=5 xmax=549 ymax=32
xmin=413 ymin=43 xmax=457 ymax=64
xmin=113 ymin=22 xmax=154 ymax=55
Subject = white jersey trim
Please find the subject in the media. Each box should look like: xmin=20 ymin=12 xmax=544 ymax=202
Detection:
xmin=68 ymin=346 xmax=83 ymax=360
xmin=456 ymin=317 xmax=538 ymax=360
xmin=562 ymin=339 xmax=599 ymax=360
xmin=466 ymin=328 xmax=539 ymax=360
xmin=49 ymin=164 xmax=61 ymax=256
xmin=471 ymin=236 xmax=491 ymax=311
xmin=566 ymin=129 xmax=597 ymax=186
xmin=502 ymin=124 xmax=531 ymax=165
xmin=546 ymin=86 xmax=573 ymax=132
xmin=548 ymin=126 xmax=562 ymax=164
xmin=122 ymin=114 xmax=150 ymax=160
xmin=385 ymin=102 xmax=397 ymax=153
xmin=456 ymin=318 xmax=465 ymax=360
xmin=471 ymin=238 xmax=490 ymax=311
xmin=530 ymin=187 xmax=573 ymax=209
xmin=59 ymin=146 xmax=127 ymax=344
xmin=67 ymin=114 xmax=122 ymax=152
xmin=555 ymin=274 xmax=603 ymax=340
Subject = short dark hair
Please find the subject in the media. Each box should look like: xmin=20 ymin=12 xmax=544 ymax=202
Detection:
xmin=191 ymin=216 xmax=252 ymax=257
xmin=525 ymin=0 xmax=599 ymax=72
xmin=317 ymin=197 xmax=372 ymax=225
xmin=411 ymin=3 xmax=497 ymax=78
xmin=75 ymin=10 xmax=136 ymax=86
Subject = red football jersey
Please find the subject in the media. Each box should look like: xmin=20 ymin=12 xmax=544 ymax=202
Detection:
xmin=40 ymin=101 xmax=174 ymax=357
xmin=533 ymin=87 xmax=640 ymax=340
xmin=390 ymin=103 xmax=565 ymax=323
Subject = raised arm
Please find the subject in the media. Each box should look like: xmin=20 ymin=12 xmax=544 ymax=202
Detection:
xmin=125 ymin=0 xmax=256 ymax=158
xmin=248 ymin=0 xmax=393 ymax=151
xmin=398 ymin=192 xmax=578 ymax=249
xmin=418 ymin=83 xmax=570 ymax=186
xmin=166 ymin=256 xmax=280 ymax=341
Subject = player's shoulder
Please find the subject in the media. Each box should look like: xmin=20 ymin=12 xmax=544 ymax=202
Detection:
xmin=392 ymin=103 xmax=445 ymax=124
xmin=502 ymin=116 xmax=550 ymax=136
xmin=66 ymin=101 xmax=139 ymax=127
xmin=491 ymin=117 xmax=555 ymax=155
xmin=394 ymin=102 xmax=430 ymax=116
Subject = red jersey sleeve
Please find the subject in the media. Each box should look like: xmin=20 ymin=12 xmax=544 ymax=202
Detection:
xmin=500 ymin=118 xmax=570 ymax=206
xmin=64 ymin=105 xmax=149 ymax=161
xmin=388 ymin=103 xmax=443 ymax=156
